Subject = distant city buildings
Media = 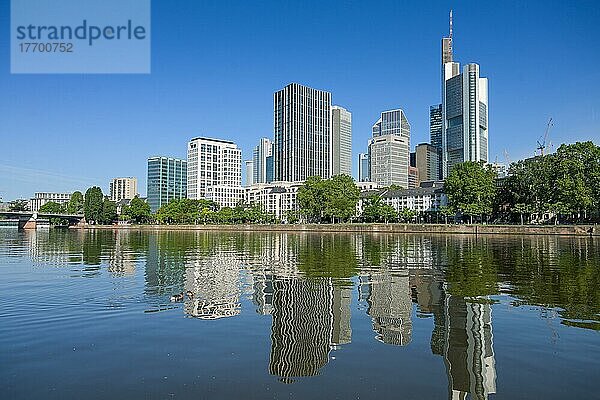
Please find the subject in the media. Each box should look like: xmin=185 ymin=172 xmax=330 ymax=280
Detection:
xmin=147 ymin=157 xmax=187 ymax=213
xmin=253 ymin=138 xmax=274 ymax=184
xmin=357 ymin=153 xmax=370 ymax=182
xmin=368 ymin=109 xmax=411 ymax=188
xmin=274 ymin=83 xmax=332 ymax=182
xmin=30 ymin=192 xmax=71 ymax=212
xmin=187 ymin=137 xmax=242 ymax=206
xmin=331 ymin=105 xmax=352 ymax=176
xmin=415 ymin=143 xmax=441 ymax=182
xmin=109 ymin=177 xmax=138 ymax=202
xmin=408 ymin=166 xmax=420 ymax=189
xmin=244 ymin=159 xmax=254 ymax=187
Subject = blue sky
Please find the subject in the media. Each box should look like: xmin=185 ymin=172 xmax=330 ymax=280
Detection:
xmin=1 ymin=0 xmax=599 ymax=200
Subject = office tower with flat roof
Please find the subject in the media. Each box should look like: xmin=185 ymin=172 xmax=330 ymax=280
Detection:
xmin=109 ymin=177 xmax=138 ymax=202
xmin=331 ymin=106 xmax=352 ymax=176
xmin=266 ymin=149 xmax=274 ymax=183
xmin=358 ymin=153 xmax=369 ymax=182
xmin=430 ymin=104 xmax=443 ymax=150
xmin=147 ymin=157 xmax=187 ymax=213
xmin=416 ymin=143 xmax=441 ymax=182
xmin=244 ymin=160 xmax=254 ymax=187
xmin=368 ymin=109 xmax=411 ymax=188
xmin=253 ymin=138 xmax=273 ymax=184
xmin=408 ymin=166 xmax=419 ymax=189
xmin=440 ymin=11 xmax=489 ymax=177
xmin=274 ymin=83 xmax=332 ymax=182
xmin=187 ymin=137 xmax=242 ymax=201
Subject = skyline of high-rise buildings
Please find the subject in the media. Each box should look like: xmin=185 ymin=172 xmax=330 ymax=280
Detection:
xmin=139 ymin=10 xmax=489 ymax=211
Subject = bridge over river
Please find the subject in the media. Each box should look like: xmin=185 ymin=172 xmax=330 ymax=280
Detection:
xmin=0 ymin=211 xmax=85 ymax=229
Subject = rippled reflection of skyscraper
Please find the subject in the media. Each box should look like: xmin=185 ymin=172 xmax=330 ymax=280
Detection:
xmin=363 ymin=270 xmax=412 ymax=346
xmin=268 ymin=277 xmax=352 ymax=380
xmin=107 ymin=231 xmax=136 ymax=276
xmin=442 ymin=297 xmax=496 ymax=400
xmin=183 ymin=254 xmax=242 ymax=320
xmin=269 ymin=277 xmax=332 ymax=380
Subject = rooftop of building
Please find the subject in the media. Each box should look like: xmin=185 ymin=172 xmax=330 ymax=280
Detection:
xmin=189 ymin=137 xmax=235 ymax=145
xmin=148 ymin=156 xmax=187 ymax=162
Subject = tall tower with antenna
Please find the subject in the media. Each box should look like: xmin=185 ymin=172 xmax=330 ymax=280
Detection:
xmin=442 ymin=10 xmax=454 ymax=64
xmin=439 ymin=10 xmax=489 ymax=177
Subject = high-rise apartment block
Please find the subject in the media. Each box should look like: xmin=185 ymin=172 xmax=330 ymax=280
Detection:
xmin=109 ymin=177 xmax=138 ymax=202
xmin=147 ymin=157 xmax=187 ymax=213
xmin=357 ymin=153 xmax=370 ymax=182
xmin=274 ymin=83 xmax=332 ymax=182
xmin=331 ymin=106 xmax=352 ymax=176
xmin=440 ymin=12 xmax=489 ymax=177
xmin=187 ymin=137 xmax=242 ymax=205
xmin=368 ymin=109 xmax=411 ymax=188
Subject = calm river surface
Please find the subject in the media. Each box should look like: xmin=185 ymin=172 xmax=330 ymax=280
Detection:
xmin=1 ymin=229 xmax=599 ymax=399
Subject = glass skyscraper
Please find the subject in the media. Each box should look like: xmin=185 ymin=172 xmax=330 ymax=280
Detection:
xmin=440 ymin=12 xmax=489 ymax=177
xmin=147 ymin=157 xmax=187 ymax=213
xmin=357 ymin=153 xmax=369 ymax=182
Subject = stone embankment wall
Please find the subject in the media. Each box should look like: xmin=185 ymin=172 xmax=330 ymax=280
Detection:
xmin=82 ymin=223 xmax=599 ymax=236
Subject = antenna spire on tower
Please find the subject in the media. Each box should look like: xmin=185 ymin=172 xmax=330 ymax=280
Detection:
xmin=449 ymin=9 xmax=453 ymax=39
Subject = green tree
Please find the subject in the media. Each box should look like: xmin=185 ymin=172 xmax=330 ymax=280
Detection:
xmin=123 ymin=196 xmax=151 ymax=223
xmin=360 ymin=194 xmax=396 ymax=223
xmin=38 ymin=201 xmax=64 ymax=214
xmin=324 ymin=174 xmax=360 ymax=223
xmin=8 ymin=199 xmax=29 ymax=211
xmin=39 ymin=201 xmax=67 ymax=225
xmin=100 ymin=199 xmax=117 ymax=224
xmin=439 ymin=205 xmax=455 ymax=224
xmin=445 ymin=161 xmax=497 ymax=223
xmin=297 ymin=176 xmax=327 ymax=223
xmin=399 ymin=208 xmax=416 ymax=223
xmin=361 ymin=195 xmax=383 ymax=223
xmin=553 ymin=142 xmax=600 ymax=220
xmin=66 ymin=191 xmax=84 ymax=214
xmin=84 ymin=187 xmax=104 ymax=224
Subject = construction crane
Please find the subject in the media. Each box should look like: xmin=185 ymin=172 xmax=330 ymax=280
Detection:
xmin=537 ymin=118 xmax=553 ymax=156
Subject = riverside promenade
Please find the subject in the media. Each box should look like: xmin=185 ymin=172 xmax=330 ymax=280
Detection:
xmin=81 ymin=223 xmax=599 ymax=236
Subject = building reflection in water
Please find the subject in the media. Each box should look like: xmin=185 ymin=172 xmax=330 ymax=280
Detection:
xmin=107 ymin=231 xmax=136 ymax=277
xmin=411 ymin=260 xmax=496 ymax=400
xmin=361 ymin=270 xmax=412 ymax=346
xmin=19 ymin=230 xmax=600 ymax=397
xmin=183 ymin=254 xmax=242 ymax=320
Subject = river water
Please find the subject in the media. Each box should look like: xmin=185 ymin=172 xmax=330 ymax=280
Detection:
xmin=1 ymin=229 xmax=598 ymax=399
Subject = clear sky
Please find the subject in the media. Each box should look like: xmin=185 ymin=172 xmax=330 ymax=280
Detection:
xmin=1 ymin=0 xmax=599 ymax=200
